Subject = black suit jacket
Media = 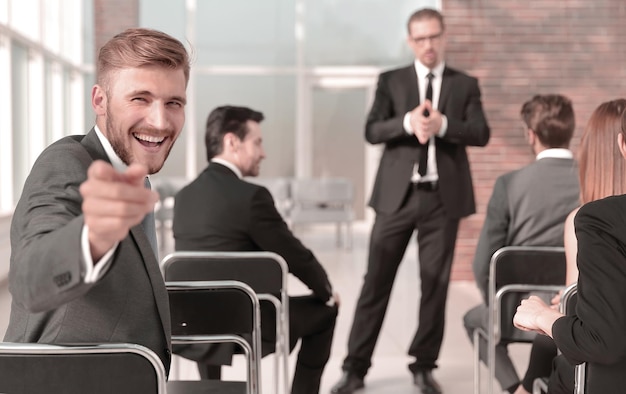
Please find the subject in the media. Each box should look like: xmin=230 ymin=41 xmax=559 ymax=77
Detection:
xmin=172 ymin=162 xmax=332 ymax=301
xmin=552 ymin=195 xmax=626 ymax=392
xmin=4 ymin=129 xmax=171 ymax=371
xmin=366 ymin=64 xmax=490 ymax=218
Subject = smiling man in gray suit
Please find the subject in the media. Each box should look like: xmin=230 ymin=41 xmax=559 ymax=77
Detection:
xmin=3 ymin=28 xmax=190 ymax=374
xmin=463 ymin=94 xmax=580 ymax=394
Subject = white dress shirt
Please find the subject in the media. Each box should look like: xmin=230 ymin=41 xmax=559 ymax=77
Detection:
xmin=403 ymin=61 xmax=448 ymax=183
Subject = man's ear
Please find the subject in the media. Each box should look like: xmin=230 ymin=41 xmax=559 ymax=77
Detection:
xmin=223 ymin=133 xmax=239 ymax=152
xmin=526 ymin=128 xmax=536 ymax=145
xmin=91 ymin=85 xmax=106 ymax=116
xmin=618 ymin=133 xmax=626 ymax=159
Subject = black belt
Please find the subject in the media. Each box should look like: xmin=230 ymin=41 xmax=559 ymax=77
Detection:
xmin=413 ymin=181 xmax=438 ymax=191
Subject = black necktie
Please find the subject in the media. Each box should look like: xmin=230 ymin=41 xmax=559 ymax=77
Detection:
xmin=419 ymin=72 xmax=434 ymax=176
xmin=142 ymin=177 xmax=158 ymax=258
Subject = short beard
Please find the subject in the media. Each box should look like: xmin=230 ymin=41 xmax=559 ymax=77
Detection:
xmin=106 ymin=108 xmax=134 ymax=167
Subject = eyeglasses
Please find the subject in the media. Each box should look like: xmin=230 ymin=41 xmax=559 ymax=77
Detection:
xmin=410 ymin=31 xmax=444 ymax=45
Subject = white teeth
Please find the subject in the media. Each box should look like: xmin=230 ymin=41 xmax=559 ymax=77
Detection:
xmin=134 ymin=133 xmax=165 ymax=143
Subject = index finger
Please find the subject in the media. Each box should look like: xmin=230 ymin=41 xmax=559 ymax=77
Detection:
xmin=87 ymin=160 xmax=121 ymax=182
xmin=119 ymin=163 xmax=150 ymax=187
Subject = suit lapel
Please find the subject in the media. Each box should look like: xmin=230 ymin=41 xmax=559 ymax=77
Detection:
xmin=81 ymin=128 xmax=110 ymax=162
xmin=405 ymin=65 xmax=420 ymax=110
xmin=131 ymin=226 xmax=172 ymax=349
xmin=83 ymin=127 xmax=172 ymax=349
xmin=438 ymin=66 xmax=455 ymax=112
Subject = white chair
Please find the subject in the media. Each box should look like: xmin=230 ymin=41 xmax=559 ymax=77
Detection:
xmin=245 ymin=176 xmax=293 ymax=219
xmin=151 ymin=176 xmax=189 ymax=256
xmin=288 ymin=178 xmax=354 ymax=249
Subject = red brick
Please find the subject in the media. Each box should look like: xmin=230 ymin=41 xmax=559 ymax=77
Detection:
xmin=444 ymin=0 xmax=626 ymax=281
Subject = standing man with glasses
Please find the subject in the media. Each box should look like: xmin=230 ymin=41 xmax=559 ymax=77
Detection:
xmin=330 ymin=8 xmax=490 ymax=394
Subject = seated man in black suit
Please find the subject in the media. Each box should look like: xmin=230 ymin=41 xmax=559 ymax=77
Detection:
xmin=172 ymin=105 xmax=339 ymax=394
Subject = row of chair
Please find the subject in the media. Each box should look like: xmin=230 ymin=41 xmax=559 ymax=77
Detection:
xmin=472 ymin=246 xmax=585 ymax=394
xmin=0 ymin=247 xmax=588 ymax=393
xmin=0 ymin=251 xmax=290 ymax=394
xmin=153 ymin=176 xmax=355 ymax=250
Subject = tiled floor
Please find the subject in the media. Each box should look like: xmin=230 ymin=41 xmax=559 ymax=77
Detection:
xmin=0 ymin=222 xmax=532 ymax=393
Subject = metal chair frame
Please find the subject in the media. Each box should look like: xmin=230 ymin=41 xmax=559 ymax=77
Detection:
xmin=559 ymin=283 xmax=585 ymax=394
xmin=473 ymin=246 xmax=566 ymax=394
xmin=167 ymin=280 xmax=262 ymax=394
xmin=0 ymin=342 xmax=166 ymax=394
xmin=162 ymin=251 xmax=290 ymax=394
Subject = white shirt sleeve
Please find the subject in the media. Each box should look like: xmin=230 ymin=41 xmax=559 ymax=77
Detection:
xmin=438 ymin=115 xmax=448 ymax=137
xmin=403 ymin=112 xmax=413 ymax=134
xmin=81 ymin=225 xmax=118 ymax=283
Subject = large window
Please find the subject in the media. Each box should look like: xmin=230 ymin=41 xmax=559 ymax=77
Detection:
xmin=0 ymin=0 xmax=93 ymax=215
xmin=141 ymin=0 xmax=439 ymax=219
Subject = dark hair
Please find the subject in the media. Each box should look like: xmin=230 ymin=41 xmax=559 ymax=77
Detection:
xmin=520 ymin=94 xmax=575 ymax=148
xmin=97 ymin=28 xmax=191 ymax=88
xmin=407 ymin=8 xmax=445 ymax=33
xmin=204 ymin=106 xmax=265 ymax=160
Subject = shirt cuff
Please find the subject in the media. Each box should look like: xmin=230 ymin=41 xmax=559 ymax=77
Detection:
xmin=81 ymin=225 xmax=118 ymax=283
xmin=403 ymin=112 xmax=413 ymax=134
xmin=438 ymin=115 xmax=448 ymax=137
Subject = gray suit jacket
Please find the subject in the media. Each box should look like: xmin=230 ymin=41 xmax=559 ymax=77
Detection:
xmin=473 ymin=157 xmax=580 ymax=302
xmin=4 ymin=129 xmax=172 ymax=371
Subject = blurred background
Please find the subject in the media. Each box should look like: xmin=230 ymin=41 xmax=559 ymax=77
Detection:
xmin=1 ymin=0 xmax=626 ymax=284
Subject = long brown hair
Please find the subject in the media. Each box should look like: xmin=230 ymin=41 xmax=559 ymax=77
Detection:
xmin=578 ymin=99 xmax=626 ymax=203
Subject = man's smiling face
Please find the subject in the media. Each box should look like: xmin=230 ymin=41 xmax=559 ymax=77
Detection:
xmin=95 ymin=65 xmax=187 ymax=174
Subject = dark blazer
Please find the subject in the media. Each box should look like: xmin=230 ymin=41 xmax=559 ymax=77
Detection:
xmin=3 ymin=129 xmax=172 ymax=371
xmin=552 ymin=195 xmax=626 ymax=392
xmin=366 ymin=64 xmax=490 ymax=218
xmin=173 ymin=162 xmax=332 ymax=301
xmin=472 ymin=157 xmax=580 ymax=302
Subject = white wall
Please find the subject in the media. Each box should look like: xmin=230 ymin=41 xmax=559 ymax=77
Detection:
xmin=0 ymin=215 xmax=11 ymax=282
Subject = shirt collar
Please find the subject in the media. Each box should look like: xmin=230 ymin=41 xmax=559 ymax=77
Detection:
xmin=94 ymin=125 xmax=128 ymax=173
xmin=414 ymin=60 xmax=445 ymax=80
xmin=536 ymin=148 xmax=573 ymax=161
xmin=211 ymin=158 xmax=242 ymax=179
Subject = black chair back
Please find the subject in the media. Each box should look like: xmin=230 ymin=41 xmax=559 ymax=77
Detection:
xmin=0 ymin=343 xmax=166 ymax=394
xmin=166 ymin=280 xmax=261 ymax=394
xmin=162 ymin=251 xmax=290 ymax=393
xmin=491 ymin=246 xmax=566 ymax=342
xmin=163 ymin=251 xmax=284 ymax=295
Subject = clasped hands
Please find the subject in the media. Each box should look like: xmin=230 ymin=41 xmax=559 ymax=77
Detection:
xmin=409 ymin=100 xmax=442 ymax=144
xmin=80 ymin=160 xmax=159 ymax=260
xmin=513 ymin=295 xmax=564 ymax=338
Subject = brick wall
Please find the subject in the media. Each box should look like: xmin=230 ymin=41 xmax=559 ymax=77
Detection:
xmin=443 ymin=0 xmax=626 ymax=280
xmin=94 ymin=0 xmax=139 ymax=61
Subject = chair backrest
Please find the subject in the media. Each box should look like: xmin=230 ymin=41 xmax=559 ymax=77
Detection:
xmin=0 ymin=342 xmax=166 ymax=394
xmin=162 ymin=251 xmax=290 ymax=393
xmin=290 ymin=178 xmax=353 ymax=207
xmin=559 ymin=283 xmax=586 ymax=394
xmin=490 ymin=246 xmax=566 ymax=343
xmin=162 ymin=251 xmax=287 ymax=297
xmin=560 ymin=282 xmax=578 ymax=315
xmin=167 ymin=280 xmax=262 ymax=394
xmin=245 ymin=177 xmax=292 ymax=218
xmin=151 ymin=176 xmax=188 ymax=222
